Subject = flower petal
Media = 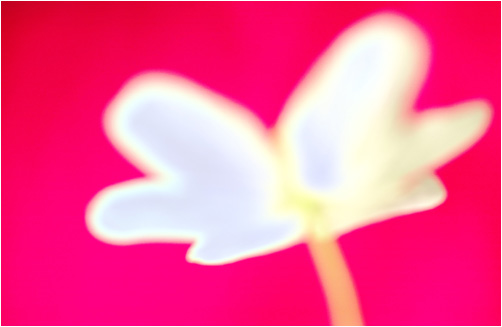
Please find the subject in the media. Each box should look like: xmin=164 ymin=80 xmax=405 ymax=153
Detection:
xmin=400 ymin=100 xmax=492 ymax=175
xmin=187 ymin=221 xmax=301 ymax=265
xmin=276 ymin=13 xmax=429 ymax=193
xmin=105 ymin=72 xmax=277 ymax=188
xmin=88 ymin=73 xmax=303 ymax=264
xmin=275 ymin=13 xmax=491 ymax=236
xmin=329 ymin=174 xmax=446 ymax=236
xmin=87 ymin=180 xmax=201 ymax=243
xmin=87 ymin=180 xmax=302 ymax=265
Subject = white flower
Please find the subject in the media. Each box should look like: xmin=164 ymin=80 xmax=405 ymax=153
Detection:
xmin=86 ymin=13 xmax=491 ymax=265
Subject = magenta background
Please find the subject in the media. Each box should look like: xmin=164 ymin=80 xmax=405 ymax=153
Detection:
xmin=2 ymin=2 xmax=500 ymax=325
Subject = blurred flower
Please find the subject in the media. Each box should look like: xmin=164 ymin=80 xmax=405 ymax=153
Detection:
xmin=86 ymin=13 xmax=491 ymax=265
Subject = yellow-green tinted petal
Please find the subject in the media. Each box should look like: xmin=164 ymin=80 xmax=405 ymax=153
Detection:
xmin=276 ymin=13 xmax=429 ymax=194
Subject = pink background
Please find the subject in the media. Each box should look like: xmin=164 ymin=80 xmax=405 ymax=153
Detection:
xmin=2 ymin=2 xmax=500 ymax=325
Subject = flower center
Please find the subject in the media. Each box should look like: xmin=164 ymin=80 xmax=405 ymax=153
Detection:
xmin=282 ymin=187 xmax=333 ymax=240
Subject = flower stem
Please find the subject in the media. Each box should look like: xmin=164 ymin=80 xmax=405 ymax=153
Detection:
xmin=306 ymin=234 xmax=364 ymax=326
